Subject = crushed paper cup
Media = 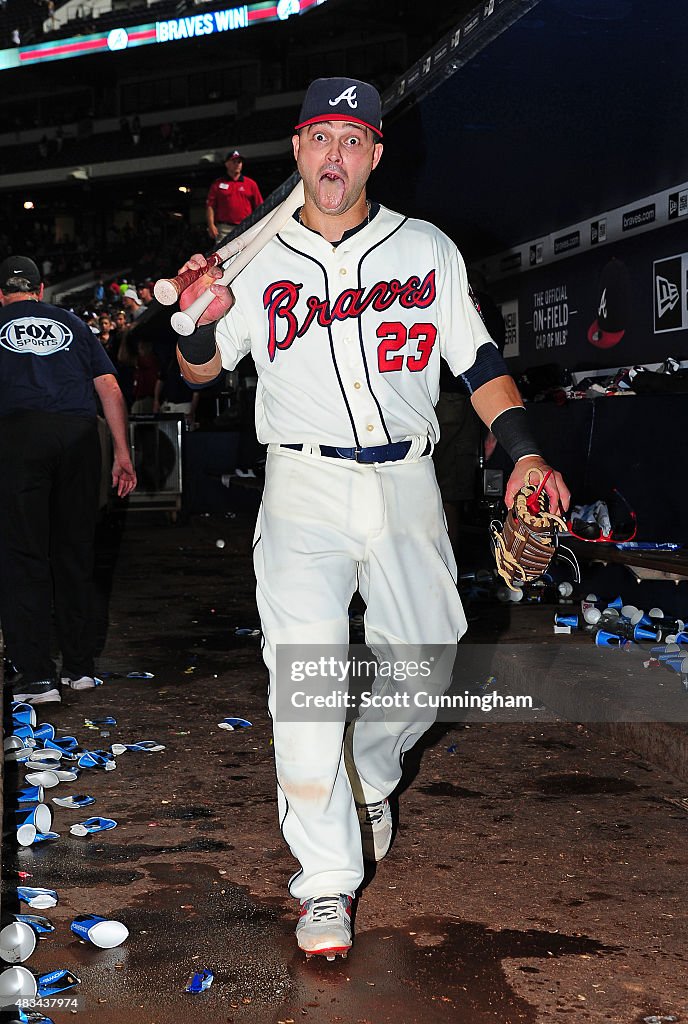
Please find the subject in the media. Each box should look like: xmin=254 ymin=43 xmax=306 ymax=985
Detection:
xmin=77 ymin=750 xmax=116 ymax=770
xmin=110 ymin=740 xmax=165 ymax=755
xmin=33 ymin=723 xmax=56 ymax=743
xmin=24 ymin=759 xmax=61 ymax=774
xmin=70 ymin=914 xmax=128 ymax=948
xmin=0 ymin=965 xmax=37 ymax=1004
xmin=37 ymin=968 xmax=80 ymax=997
xmin=15 ymin=805 xmax=52 ymax=847
xmin=218 ymin=718 xmax=253 ymax=730
xmin=4 ymin=745 xmax=33 ymax=763
xmin=51 ymin=767 xmax=80 ymax=783
xmin=126 ymin=671 xmax=155 ymax=679
xmin=11 ymin=703 xmax=37 ymax=727
xmin=52 ymin=795 xmax=95 ymax=809
xmin=13 ymin=914 xmax=55 ymax=936
xmin=234 ymin=627 xmax=261 ymax=637
xmin=44 ymin=736 xmax=79 ymax=754
xmin=26 ymin=748 xmax=63 ymax=763
xmin=24 ymin=770 xmax=60 ymax=790
xmin=0 ymin=922 xmax=37 ymax=964
xmin=84 ymin=716 xmax=117 ymax=727
xmin=32 ymin=831 xmax=60 ymax=844
xmin=70 ymin=817 xmax=117 ymax=837
xmin=17 ymin=887 xmax=58 ymax=910
xmin=185 ymin=968 xmax=214 ymax=993
xmin=11 ymin=726 xmax=35 ymax=744
xmin=16 ymin=785 xmax=45 ymax=805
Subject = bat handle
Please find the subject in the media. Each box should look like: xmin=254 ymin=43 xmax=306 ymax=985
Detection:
xmin=154 ymin=252 xmax=224 ymax=306
xmin=171 ymin=288 xmax=216 ymax=336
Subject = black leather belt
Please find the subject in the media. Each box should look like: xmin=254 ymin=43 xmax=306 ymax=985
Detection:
xmin=281 ymin=440 xmax=431 ymax=464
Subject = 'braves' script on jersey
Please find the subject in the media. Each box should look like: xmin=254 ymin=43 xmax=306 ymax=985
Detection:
xmin=263 ymin=270 xmax=437 ymax=361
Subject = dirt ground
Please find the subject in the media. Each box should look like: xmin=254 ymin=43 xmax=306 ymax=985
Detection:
xmin=2 ymin=509 xmax=687 ymax=1023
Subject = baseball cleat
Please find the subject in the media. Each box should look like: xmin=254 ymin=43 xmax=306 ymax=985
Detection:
xmin=296 ymin=894 xmax=352 ymax=959
xmin=356 ymin=798 xmax=393 ymax=862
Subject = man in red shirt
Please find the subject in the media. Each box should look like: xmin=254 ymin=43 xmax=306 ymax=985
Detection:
xmin=205 ymin=150 xmax=263 ymax=241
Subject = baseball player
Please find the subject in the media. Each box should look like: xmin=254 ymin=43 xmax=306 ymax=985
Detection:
xmin=205 ymin=149 xmax=264 ymax=241
xmin=175 ymin=77 xmax=569 ymax=959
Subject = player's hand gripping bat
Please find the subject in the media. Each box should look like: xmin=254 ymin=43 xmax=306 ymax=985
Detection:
xmin=155 ymin=180 xmax=304 ymax=336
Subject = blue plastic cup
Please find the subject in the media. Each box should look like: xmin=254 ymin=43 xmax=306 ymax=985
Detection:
xmin=15 ymin=804 xmax=52 ymax=847
xmin=554 ymin=613 xmax=579 ymax=629
xmin=10 ymin=703 xmax=36 ymax=727
xmin=16 ymin=785 xmax=45 ymax=805
xmin=0 ymin=922 xmax=36 ymax=964
xmin=607 ymin=596 xmax=623 ymax=611
xmin=595 ymin=630 xmax=628 ymax=648
xmin=633 ymin=624 xmax=661 ymax=643
xmin=0 ymin=965 xmax=37 ymax=1004
xmin=16 ymin=887 xmax=58 ymax=910
xmin=70 ymin=914 xmax=128 ymax=948
xmin=13 ymin=914 xmax=55 ymax=936
xmin=37 ymin=968 xmax=80 ymax=997
xmin=33 ymin=723 xmax=56 ymax=743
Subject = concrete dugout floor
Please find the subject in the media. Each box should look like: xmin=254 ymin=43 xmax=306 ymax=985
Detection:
xmin=2 ymin=511 xmax=687 ymax=1023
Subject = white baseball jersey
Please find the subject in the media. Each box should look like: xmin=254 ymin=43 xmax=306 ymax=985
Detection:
xmin=214 ymin=205 xmax=492 ymax=447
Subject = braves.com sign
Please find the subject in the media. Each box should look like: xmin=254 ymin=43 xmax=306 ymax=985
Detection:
xmin=0 ymin=317 xmax=73 ymax=355
xmin=653 ymin=253 xmax=687 ymax=333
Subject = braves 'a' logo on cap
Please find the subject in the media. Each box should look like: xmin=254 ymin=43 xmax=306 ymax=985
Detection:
xmin=329 ymin=86 xmax=358 ymax=110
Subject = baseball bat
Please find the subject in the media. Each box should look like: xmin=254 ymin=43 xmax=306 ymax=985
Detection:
xmin=171 ymin=179 xmax=304 ymax=337
xmin=154 ymin=237 xmax=246 ymax=305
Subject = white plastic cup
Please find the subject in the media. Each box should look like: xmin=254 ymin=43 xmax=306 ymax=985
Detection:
xmin=70 ymin=915 xmax=128 ymax=948
xmin=0 ymin=922 xmax=37 ymax=964
xmin=15 ymin=804 xmax=52 ymax=847
xmin=0 ymin=965 xmax=37 ymax=1005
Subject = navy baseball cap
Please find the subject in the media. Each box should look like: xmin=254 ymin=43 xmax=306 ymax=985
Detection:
xmin=225 ymin=149 xmax=243 ymax=160
xmin=0 ymin=256 xmax=41 ymax=291
xmin=587 ymin=258 xmax=630 ymax=349
xmin=295 ymin=77 xmax=383 ymax=138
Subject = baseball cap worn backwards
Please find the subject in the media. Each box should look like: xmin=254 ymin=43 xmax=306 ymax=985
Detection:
xmin=0 ymin=256 xmax=41 ymax=292
xmin=295 ymin=77 xmax=383 ymax=138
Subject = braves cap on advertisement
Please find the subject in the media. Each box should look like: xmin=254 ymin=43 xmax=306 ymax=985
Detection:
xmin=0 ymin=256 xmax=41 ymax=291
xmin=587 ymin=258 xmax=630 ymax=349
xmin=295 ymin=77 xmax=383 ymax=137
xmin=225 ymin=149 xmax=243 ymax=160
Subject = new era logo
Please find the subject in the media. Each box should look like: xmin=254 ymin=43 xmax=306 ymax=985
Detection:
xmin=656 ymin=276 xmax=679 ymax=318
xmin=653 ymin=254 xmax=686 ymax=333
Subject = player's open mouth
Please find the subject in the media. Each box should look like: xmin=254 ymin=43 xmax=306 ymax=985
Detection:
xmin=319 ymin=171 xmax=346 ymax=209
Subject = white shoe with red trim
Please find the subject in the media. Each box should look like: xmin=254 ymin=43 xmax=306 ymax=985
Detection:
xmin=296 ymin=894 xmax=352 ymax=960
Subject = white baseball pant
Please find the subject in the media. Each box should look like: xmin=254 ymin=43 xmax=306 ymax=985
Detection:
xmin=253 ymin=445 xmax=466 ymax=901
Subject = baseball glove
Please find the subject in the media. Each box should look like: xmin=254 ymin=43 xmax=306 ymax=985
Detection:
xmin=490 ymin=468 xmax=567 ymax=591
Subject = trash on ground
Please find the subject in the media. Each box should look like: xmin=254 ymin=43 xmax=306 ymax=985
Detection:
xmin=218 ymin=718 xmax=252 ymax=730
xmin=52 ymin=795 xmax=95 ymax=809
xmin=70 ymin=915 xmax=129 ymax=949
xmin=126 ymin=671 xmax=155 ymax=679
xmin=17 ymin=887 xmax=58 ymax=910
xmin=37 ymin=968 xmax=81 ymax=997
xmin=70 ymin=817 xmax=117 ymax=837
xmin=0 ymin=921 xmax=37 ymax=964
xmin=110 ymin=740 xmax=165 ymax=755
xmin=186 ymin=968 xmax=214 ymax=993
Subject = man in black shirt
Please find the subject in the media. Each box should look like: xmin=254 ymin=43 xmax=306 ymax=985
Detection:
xmin=0 ymin=256 xmax=137 ymax=703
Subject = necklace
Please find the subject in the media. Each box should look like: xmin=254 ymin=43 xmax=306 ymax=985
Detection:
xmin=299 ymin=200 xmax=371 ymax=230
